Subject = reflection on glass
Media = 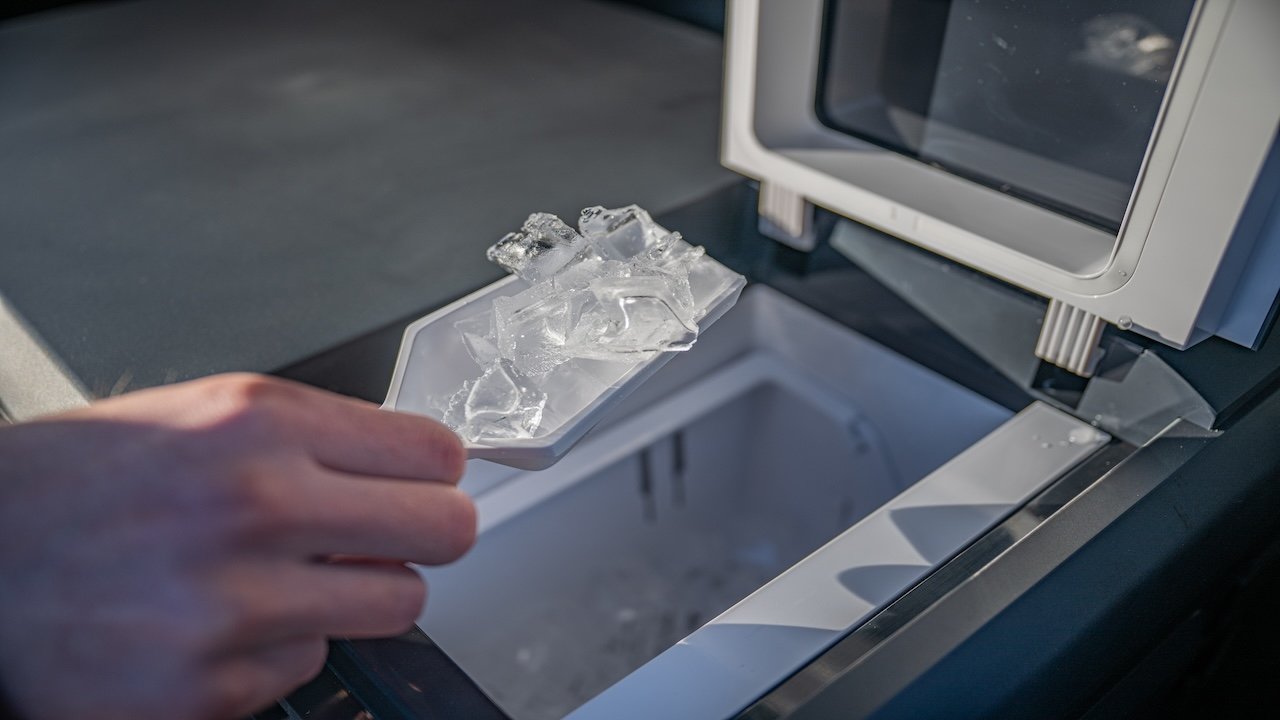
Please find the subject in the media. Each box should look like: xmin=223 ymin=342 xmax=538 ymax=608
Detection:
xmin=818 ymin=0 xmax=1197 ymax=233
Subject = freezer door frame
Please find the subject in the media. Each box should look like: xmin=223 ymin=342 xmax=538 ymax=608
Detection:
xmin=722 ymin=0 xmax=1280 ymax=349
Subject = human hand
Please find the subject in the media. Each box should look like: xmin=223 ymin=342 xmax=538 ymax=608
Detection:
xmin=0 ymin=374 xmax=474 ymax=720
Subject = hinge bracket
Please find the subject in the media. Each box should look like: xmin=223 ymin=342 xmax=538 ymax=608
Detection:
xmin=1035 ymin=299 xmax=1107 ymax=377
xmin=757 ymin=182 xmax=817 ymax=251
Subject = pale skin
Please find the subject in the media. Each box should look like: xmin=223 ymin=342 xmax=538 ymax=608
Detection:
xmin=0 ymin=373 xmax=476 ymax=720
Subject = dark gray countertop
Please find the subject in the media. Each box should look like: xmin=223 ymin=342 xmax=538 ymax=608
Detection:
xmin=0 ymin=0 xmax=732 ymax=398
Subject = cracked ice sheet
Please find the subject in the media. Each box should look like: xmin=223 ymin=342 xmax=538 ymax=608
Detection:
xmin=432 ymin=204 xmax=745 ymax=444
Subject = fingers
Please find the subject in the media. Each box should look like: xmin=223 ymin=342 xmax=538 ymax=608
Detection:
xmin=281 ymin=562 xmax=427 ymax=639
xmin=288 ymin=389 xmax=467 ymax=485
xmin=219 ymin=561 xmax=428 ymax=646
xmin=269 ymin=469 xmax=477 ymax=566
xmin=206 ymin=563 xmax=426 ymax=713
xmin=199 ymin=563 xmax=428 ymax=715
xmin=186 ymin=374 xmax=467 ymax=485
xmin=210 ymin=636 xmax=328 ymax=718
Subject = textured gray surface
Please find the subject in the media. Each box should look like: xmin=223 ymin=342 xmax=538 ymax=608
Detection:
xmin=0 ymin=294 xmax=89 ymax=420
xmin=0 ymin=0 xmax=732 ymax=397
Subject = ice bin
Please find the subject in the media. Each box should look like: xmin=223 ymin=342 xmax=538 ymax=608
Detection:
xmin=414 ymin=285 xmax=1106 ymax=720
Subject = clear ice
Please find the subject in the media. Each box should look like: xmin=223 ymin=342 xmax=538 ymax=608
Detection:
xmin=434 ymin=204 xmax=744 ymax=443
xmin=486 ymin=213 xmax=589 ymax=283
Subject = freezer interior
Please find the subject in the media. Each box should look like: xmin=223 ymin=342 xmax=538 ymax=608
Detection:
xmin=417 ymin=285 xmax=1103 ymax=719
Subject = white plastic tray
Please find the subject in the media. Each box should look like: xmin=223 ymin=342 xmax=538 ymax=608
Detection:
xmin=384 ymin=273 xmax=746 ymax=470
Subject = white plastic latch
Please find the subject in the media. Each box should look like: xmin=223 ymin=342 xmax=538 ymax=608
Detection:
xmin=1035 ymin=299 xmax=1106 ymax=377
xmin=758 ymin=182 xmax=816 ymax=251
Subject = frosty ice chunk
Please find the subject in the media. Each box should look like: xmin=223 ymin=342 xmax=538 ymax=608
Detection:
xmin=462 ymin=361 xmax=547 ymax=440
xmin=439 ymin=361 xmax=548 ymax=443
xmin=590 ymin=276 xmax=699 ymax=352
xmin=638 ymin=237 xmax=705 ymax=274
xmin=487 ymin=213 xmax=590 ymax=282
xmin=579 ymin=205 xmax=675 ymax=261
xmin=493 ymin=283 xmax=576 ymax=377
xmin=631 ymin=264 xmax=695 ymax=323
xmin=562 ymin=276 xmax=699 ymax=356
xmin=428 ymin=204 xmax=746 ymax=445
xmin=454 ymin=310 xmax=499 ymax=366
xmin=465 ymin=362 xmax=521 ymax=421
xmin=552 ymin=256 xmax=628 ymax=295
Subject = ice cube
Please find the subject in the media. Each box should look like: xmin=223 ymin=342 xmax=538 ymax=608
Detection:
xmin=566 ymin=275 xmax=700 ymax=355
xmin=460 ymin=361 xmax=546 ymax=442
xmin=464 ymin=361 xmax=520 ymax=420
xmin=638 ymin=238 xmax=704 ymax=274
xmin=487 ymin=213 xmax=590 ymax=282
xmin=631 ymin=241 xmax=702 ymax=323
xmin=493 ymin=284 xmax=575 ymax=377
xmin=552 ymin=256 xmax=629 ymax=294
xmin=578 ymin=205 xmax=675 ymax=261
xmin=454 ymin=310 xmax=499 ymax=366
xmin=629 ymin=263 xmax=695 ymax=323
xmin=433 ymin=204 xmax=745 ymax=446
xmin=601 ymin=296 xmax=698 ymax=352
xmin=436 ymin=382 xmax=471 ymax=433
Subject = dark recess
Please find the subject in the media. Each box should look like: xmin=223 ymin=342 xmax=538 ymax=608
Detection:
xmin=4 ymin=0 xmax=726 ymax=31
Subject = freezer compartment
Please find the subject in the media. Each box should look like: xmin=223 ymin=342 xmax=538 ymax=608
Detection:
xmin=417 ymin=286 xmax=1105 ymax=720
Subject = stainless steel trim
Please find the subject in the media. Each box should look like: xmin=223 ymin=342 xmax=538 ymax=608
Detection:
xmin=735 ymin=418 xmax=1218 ymax=719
